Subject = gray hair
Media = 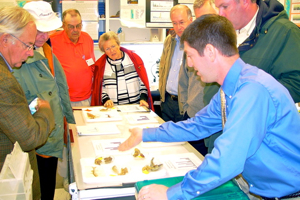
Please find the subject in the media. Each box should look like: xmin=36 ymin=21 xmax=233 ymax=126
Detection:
xmin=193 ymin=0 xmax=215 ymax=9
xmin=181 ymin=14 xmax=238 ymax=57
xmin=170 ymin=4 xmax=192 ymax=19
xmin=62 ymin=9 xmax=81 ymax=23
xmin=0 ymin=6 xmax=35 ymax=37
xmin=98 ymin=31 xmax=120 ymax=52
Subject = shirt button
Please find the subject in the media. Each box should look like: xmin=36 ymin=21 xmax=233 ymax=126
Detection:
xmin=250 ymin=184 xmax=253 ymax=187
xmin=229 ymin=95 xmax=232 ymax=98
xmin=196 ymin=191 xmax=200 ymax=195
xmin=48 ymin=91 xmax=52 ymax=96
xmin=39 ymin=74 xmax=43 ymax=77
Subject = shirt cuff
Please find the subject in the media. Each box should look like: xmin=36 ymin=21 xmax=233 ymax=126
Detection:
xmin=140 ymin=93 xmax=148 ymax=101
xmin=102 ymin=97 xmax=110 ymax=104
xmin=142 ymin=127 xmax=158 ymax=142
xmin=167 ymin=182 xmax=185 ymax=200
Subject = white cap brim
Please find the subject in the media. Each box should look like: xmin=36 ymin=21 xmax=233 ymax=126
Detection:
xmin=36 ymin=17 xmax=62 ymax=32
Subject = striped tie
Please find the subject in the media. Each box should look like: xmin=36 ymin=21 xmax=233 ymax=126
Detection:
xmin=221 ymin=89 xmax=261 ymax=200
xmin=220 ymin=88 xmax=227 ymax=129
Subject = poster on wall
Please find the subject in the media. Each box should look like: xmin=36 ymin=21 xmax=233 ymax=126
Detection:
xmin=290 ymin=0 xmax=300 ymax=26
xmin=62 ymin=1 xmax=98 ymax=21
xmin=145 ymin=0 xmax=194 ymax=28
xmin=82 ymin=21 xmax=99 ymax=40
xmin=120 ymin=0 xmax=146 ymax=28
xmin=146 ymin=0 xmax=175 ymax=28
xmin=62 ymin=0 xmax=99 ymax=40
xmin=286 ymin=0 xmax=300 ymax=26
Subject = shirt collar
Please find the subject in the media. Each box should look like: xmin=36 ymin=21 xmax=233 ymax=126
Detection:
xmin=222 ymin=58 xmax=244 ymax=96
xmin=237 ymin=7 xmax=259 ymax=36
xmin=175 ymin=34 xmax=184 ymax=50
xmin=35 ymin=47 xmax=45 ymax=57
xmin=0 ymin=52 xmax=13 ymax=72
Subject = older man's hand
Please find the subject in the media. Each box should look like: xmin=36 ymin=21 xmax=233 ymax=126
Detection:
xmin=118 ymin=128 xmax=143 ymax=151
xmin=137 ymin=184 xmax=168 ymax=200
xmin=36 ymin=98 xmax=51 ymax=111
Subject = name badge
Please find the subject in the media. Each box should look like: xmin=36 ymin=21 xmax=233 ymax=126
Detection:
xmin=86 ymin=58 xmax=95 ymax=66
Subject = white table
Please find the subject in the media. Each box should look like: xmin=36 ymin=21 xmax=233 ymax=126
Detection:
xmin=68 ymin=106 xmax=204 ymax=200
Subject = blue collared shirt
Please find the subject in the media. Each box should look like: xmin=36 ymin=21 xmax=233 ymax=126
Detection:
xmin=0 ymin=53 xmax=13 ymax=72
xmin=143 ymin=58 xmax=300 ymax=199
xmin=166 ymin=35 xmax=184 ymax=95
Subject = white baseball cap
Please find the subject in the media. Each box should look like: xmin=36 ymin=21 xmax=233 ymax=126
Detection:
xmin=23 ymin=1 xmax=62 ymax=32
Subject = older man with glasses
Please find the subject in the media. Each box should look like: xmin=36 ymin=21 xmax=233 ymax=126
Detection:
xmin=159 ymin=4 xmax=193 ymax=123
xmin=50 ymin=9 xmax=95 ymax=107
xmin=13 ymin=2 xmax=75 ymax=199
xmin=0 ymin=6 xmax=55 ymax=200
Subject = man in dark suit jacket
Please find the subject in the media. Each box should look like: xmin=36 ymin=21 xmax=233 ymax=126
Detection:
xmin=0 ymin=6 xmax=55 ymax=200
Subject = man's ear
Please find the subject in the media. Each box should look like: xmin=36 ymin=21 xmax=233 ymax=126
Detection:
xmin=241 ymin=0 xmax=251 ymax=8
xmin=204 ymin=44 xmax=216 ymax=62
xmin=0 ymin=33 xmax=11 ymax=47
xmin=62 ymin=23 xmax=67 ymax=31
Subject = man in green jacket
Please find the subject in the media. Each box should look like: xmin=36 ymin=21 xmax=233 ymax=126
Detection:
xmin=204 ymin=0 xmax=300 ymax=153
xmin=13 ymin=1 xmax=75 ymax=200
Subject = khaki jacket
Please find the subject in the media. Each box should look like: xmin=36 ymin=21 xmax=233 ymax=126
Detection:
xmin=159 ymin=34 xmax=177 ymax=102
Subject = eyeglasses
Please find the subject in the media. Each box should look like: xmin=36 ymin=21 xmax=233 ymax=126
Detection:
xmin=66 ymin=23 xmax=82 ymax=30
xmin=105 ymin=45 xmax=117 ymax=52
xmin=172 ymin=21 xmax=188 ymax=26
xmin=9 ymin=34 xmax=34 ymax=51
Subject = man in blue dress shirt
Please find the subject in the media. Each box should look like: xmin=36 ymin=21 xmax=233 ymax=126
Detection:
xmin=119 ymin=14 xmax=300 ymax=200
